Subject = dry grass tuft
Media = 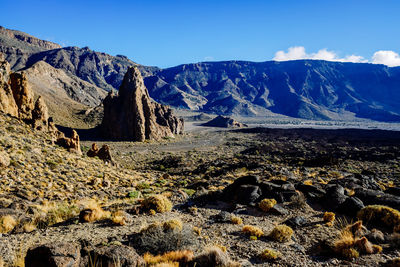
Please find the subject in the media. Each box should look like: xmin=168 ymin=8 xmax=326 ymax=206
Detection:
xmin=323 ymin=212 xmax=336 ymax=227
xmin=334 ymin=223 xmax=383 ymax=259
xmin=268 ymin=225 xmax=294 ymax=242
xmin=111 ymin=210 xmax=128 ymax=226
xmin=142 ymin=195 xmax=172 ymax=213
xmin=144 ymin=250 xmax=194 ymax=265
xmin=242 ymin=225 xmax=264 ymax=237
xmin=259 ymin=248 xmax=282 ymax=261
xmin=163 ymin=219 xmax=183 ymax=231
xmin=358 ymin=205 xmax=400 ymax=230
xmin=259 ymin=198 xmax=277 ymax=212
xmin=231 ymin=215 xmax=243 ymax=225
xmin=78 ymin=200 xmax=109 ymax=223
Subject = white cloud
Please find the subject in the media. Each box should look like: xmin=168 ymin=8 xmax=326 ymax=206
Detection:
xmin=203 ymin=56 xmax=215 ymax=61
xmin=273 ymin=46 xmax=367 ymax=63
xmin=372 ymin=50 xmax=400 ymax=67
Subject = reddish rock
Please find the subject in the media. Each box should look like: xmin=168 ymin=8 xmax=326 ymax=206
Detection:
xmin=0 ymin=52 xmax=18 ymax=117
xmin=56 ymin=129 xmax=82 ymax=155
xmin=32 ymin=96 xmax=49 ymax=130
xmin=87 ymin=143 xmax=114 ymax=164
xmin=10 ymin=72 xmax=34 ymax=120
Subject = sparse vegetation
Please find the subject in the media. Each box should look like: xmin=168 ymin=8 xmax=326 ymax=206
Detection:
xmin=142 ymin=195 xmax=173 ymax=213
xmin=268 ymin=225 xmax=294 ymax=242
xmin=131 ymin=219 xmax=199 ymax=254
xmin=259 ymin=248 xmax=282 ymax=261
xmin=242 ymin=225 xmax=264 ymax=237
xmin=231 ymin=215 xmax=243 ymax=225
xmin=323 ymin=212 xmax=336 ymax=226
xmin=358 ymin=205 xmax=400 ymax=230
xmin=258 ymin=198 xmax=277 ymax=212
xmin=143 ymin=250 xmax=194 ymax=266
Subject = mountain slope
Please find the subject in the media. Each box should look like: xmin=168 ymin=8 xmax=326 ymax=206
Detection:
xmin=23 ymin=61 xmax=107 ymax=128
xmin=143 ymin=60 xmax=400 ymax=121
xmin=0 ymin=26 xmax=61 ymax=70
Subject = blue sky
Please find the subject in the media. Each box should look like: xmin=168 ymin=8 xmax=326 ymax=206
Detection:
xmin=2 ymin=0 xmax=400 ymax=67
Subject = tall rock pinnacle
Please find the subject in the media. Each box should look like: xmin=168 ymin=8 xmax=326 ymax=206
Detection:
xmin=100 ymin=66 xmax=184 ymax=141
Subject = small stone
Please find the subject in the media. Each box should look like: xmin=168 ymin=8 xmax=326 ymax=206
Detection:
xmin=270 ymin=204 xmax=289 ymax=215
xmin=284 ymin=216 xmax=309 ymax=228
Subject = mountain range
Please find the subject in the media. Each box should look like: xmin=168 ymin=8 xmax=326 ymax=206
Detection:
xmin=1 ymin=25 xmax=399 ymax=124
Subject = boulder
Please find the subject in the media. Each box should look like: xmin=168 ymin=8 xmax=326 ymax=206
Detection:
xmin=354 ymin=188 xmax=400 ymax=210
xmin=338 ymin=197 xmax=364 ymax=216
xmin=323 ymin=185 xmax=348 ymax=210
xmin=86 ymin=143 xmax=99 ymax=157
xmin=100 ymin=66 xmax=184 ymax=141
xmin=25 ymin=242 xmax=81 ymax=267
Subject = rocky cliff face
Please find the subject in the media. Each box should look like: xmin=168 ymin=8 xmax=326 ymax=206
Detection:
xmin=101 ymin=67 xmax=183 ymax=141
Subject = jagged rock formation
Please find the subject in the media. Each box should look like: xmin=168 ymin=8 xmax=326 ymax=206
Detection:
xmin=100 ymin=67 xmax=184 ymax=141
xmin=0 ymin=52 xmax=82 ymax=154
xmin=9 ymin=72 xmax=34 ymax=120
xmin=0 ymin=53 xmax=18 ymax=117
xmin=201 ymin=115 xmax=247 ymax=128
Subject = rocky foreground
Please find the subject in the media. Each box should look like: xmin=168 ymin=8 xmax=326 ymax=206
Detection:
xmin=0 ymin=109 xmax=400 ymax=266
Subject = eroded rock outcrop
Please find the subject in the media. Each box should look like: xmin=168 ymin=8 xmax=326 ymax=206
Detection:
xmin=0 ymin=53 xmax=18 ymax=117
xmin=10 ymin=72 xmax=34 ymax=120
xmin=87 ymin=143 xmax=114 ymax=164
xmin=31 ymin=96 xmax=49 ymax=130
xmin=56 ymin=130 xmax=82 ymax=155
xmin=100 ymin=66 xmax=184 ymax=141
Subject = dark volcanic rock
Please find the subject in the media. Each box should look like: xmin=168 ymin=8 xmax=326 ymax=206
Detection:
xmin=201 ymin=115 xmax=247 ymax=128
xmin=284 ymin=216 xmax=309 ymax=228
xmin=323 ymin=185 xmax=348 ymax=210
xmin=25 ymin=242 xmax=81 ymax=267
xmin=100 ymin=67 xmax=184 ymax=141
xmin=338 ymin=197 xmax=365 ymax=215
xmin=234 ymin=185 xmax=261 ymax=205
xmin=354 ymin=188 xmax=400 ymax=210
